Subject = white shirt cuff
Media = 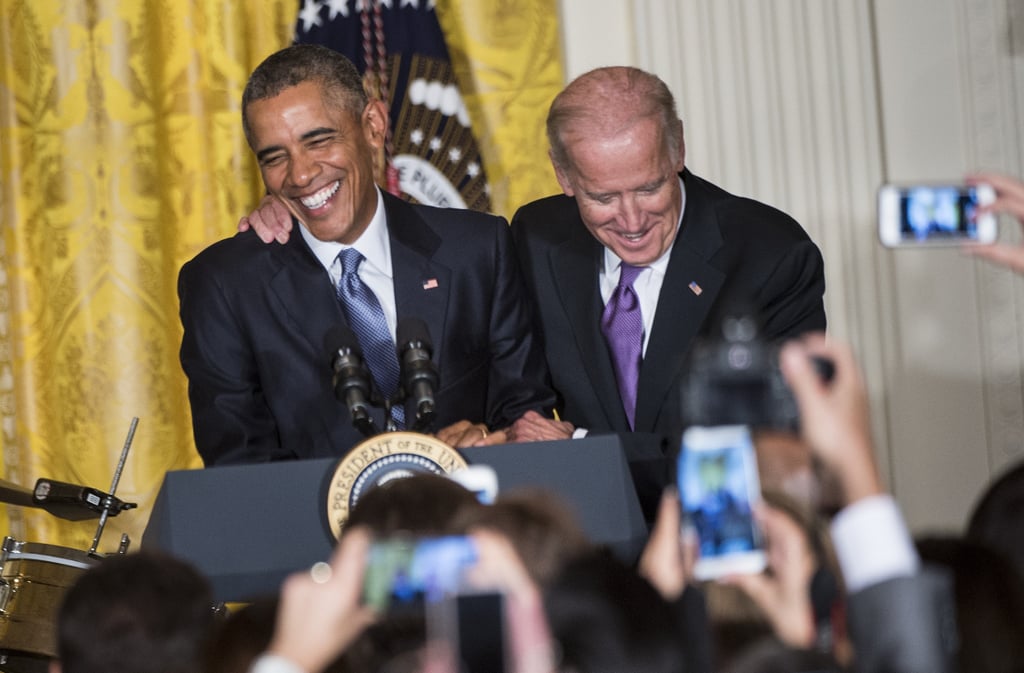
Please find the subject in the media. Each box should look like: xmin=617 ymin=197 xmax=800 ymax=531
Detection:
xmin=249 ymin=654 xmax=307 ymax=673
xmin=571 ymin=427 xmax=589 ymax=439
xmin=829 ymin=493 xmax=919 ymax=593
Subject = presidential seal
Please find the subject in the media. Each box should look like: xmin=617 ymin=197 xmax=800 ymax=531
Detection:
xmin=325 ymin=432 xmax=468 ymax=539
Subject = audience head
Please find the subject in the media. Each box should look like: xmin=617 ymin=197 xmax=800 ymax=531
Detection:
xmin=204 ymin=597 xmax=279 ymax=673
xmin=54 ymin=551 xmax=216 ymax=673
xmin=916 ymin=535 xmax=1024 ymax=673
xmin=344 ymin=473 xmax=483 ymax=537
xmin=453 ymin=487 xmax=592 ymax=587
xmin=545 ymin=66 xmax=685 ymax=266
xmin=544 ymin=550 xmax=688 ymax=673
xmin=720 ymin=636 xmax=843 ymax=673
xmin=966 ymin=459 xmax=1024 ymax=578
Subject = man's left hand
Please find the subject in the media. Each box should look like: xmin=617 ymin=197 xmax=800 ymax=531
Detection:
xmin=436 ymin=420 xmax=508 ymax=448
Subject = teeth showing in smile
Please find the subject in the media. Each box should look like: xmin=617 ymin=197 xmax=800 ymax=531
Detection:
xmin=622 ymin=232 xmax=645 ymax=240
xmin=300 ymin=181 xmax=339 ymax=209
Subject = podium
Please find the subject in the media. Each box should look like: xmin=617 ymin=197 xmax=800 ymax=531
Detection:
xmin=142 ymin=435 xmax=650 ymax=602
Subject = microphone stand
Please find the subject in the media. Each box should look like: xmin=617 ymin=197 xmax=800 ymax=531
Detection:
xmin=88 ymin=417 xmax=138 ymax=557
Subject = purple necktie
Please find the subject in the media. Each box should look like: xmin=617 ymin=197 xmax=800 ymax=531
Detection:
xmin=601 ymin=263 xmax=645 ymax=428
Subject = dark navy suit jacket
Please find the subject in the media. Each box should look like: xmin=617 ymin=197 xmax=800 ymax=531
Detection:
xmin=179 ymin=192 xmax=555 ymax=466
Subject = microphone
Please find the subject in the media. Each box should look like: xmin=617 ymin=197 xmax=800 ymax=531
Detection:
xmin=325 ymin=326 xmax=379 ymax=437
xmin=31 ymin=478 xmax=137 ymax=521
xmin=397 ymin=318 xmax=439 ymax=432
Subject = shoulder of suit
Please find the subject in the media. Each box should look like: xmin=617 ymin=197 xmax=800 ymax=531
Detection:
xmin=180 ymin=229 xmax=304 ymax=280
xmin=686 ymin=172 xmax=812 ymax=243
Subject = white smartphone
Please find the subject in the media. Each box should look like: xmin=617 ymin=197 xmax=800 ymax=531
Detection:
xmin=878 ymin=182 xmax=996 ymax=247
xmin=678 ymin=425 xmax=766 ymax=580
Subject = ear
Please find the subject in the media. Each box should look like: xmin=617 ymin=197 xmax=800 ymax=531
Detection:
xmin=674 ymin=119 xmax=686 ymax=172
xmin=550 ymin=150 xmax=576 ymax=197
xmin=362 ymin=99 xmax=389 ymax=150
xmin=49 ymin=659 xmax=62 ymax=673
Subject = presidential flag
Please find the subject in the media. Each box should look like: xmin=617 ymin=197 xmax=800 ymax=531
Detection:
xmin=295 ymin=0 xmax=492 ymax=212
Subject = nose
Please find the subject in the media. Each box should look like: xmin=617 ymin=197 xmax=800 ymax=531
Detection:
xmin=287 ymin=150 xmax=320 ymax=188
xmin=617 ymin=194 xmax=642 ymax=230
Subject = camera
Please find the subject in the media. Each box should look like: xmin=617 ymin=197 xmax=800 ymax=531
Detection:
xmin=680 ymin=311 xmax=832 ymax=430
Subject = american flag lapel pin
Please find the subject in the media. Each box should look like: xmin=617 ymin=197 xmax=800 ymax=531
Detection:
xmin=688 ymin=281 xmax=703 ymax=296
xmin=422 ymin=278 xmax=439 ymax=290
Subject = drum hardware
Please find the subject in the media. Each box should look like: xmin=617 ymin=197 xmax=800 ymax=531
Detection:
xmin=87 ymin=416 xmax=138 ymax=556
xmin=0 ymin=417 xmax=140 ymax=670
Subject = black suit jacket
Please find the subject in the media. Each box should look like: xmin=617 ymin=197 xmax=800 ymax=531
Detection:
xmin=179 ymin=192 xmax=555 ymax=466
xmin=511 ymin=170 xmax=826 ymax=438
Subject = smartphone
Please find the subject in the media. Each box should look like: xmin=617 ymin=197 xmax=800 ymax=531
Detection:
xmin=678 ymin=425 xmax=766 ymax=580
xmin=362 ymin=535 xmax=478 ymax=612
xmin=878 ymin=182 xmax=996 ymax=247
xmin=428 ymin=591 xmax=509 ymax=673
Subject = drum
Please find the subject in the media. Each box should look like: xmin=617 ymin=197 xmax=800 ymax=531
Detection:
xmin=0 ymin=536 xmax=97 ymax=663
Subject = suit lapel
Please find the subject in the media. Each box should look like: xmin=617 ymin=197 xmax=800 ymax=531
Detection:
xmin=550 ymin=223 xmax=631 ymax=431
xmin=635 ymin=172 xmax=726 ymax=432
xmin=268 ymin=232 xmax=352 ymax=444
xmin=383 ymin=195 xmax=450 ymax=371
xmin=269 ymin=232 xmax=346 ymax=355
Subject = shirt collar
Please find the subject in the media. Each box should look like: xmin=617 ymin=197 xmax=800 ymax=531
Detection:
xmin=298 ymin=187 xmax=393 ymax=278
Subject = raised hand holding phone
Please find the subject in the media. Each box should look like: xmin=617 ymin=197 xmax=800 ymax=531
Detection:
xmin=678 ymin=424 xmax=766 ymax=581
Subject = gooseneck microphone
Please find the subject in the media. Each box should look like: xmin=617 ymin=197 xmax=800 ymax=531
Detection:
xmin=325 ymin=326 xmax=380 ymax=437
xmin=397 ymin=317 xmax=440 ymax=432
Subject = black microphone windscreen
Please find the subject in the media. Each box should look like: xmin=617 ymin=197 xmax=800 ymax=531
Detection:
xmin=397 ymin=317 xmax=433 ymax=350
xmin=325 ymin=325 xmax=362 ymax=358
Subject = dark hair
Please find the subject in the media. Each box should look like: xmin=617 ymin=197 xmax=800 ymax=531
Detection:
xmin=722 ymin=636 xmax=843 ymax=673
xmin=241 ymin=44 xmax=367 ymax=148
xmin=967 ymin=460 xmax=1024 ymax=578
xmin=544 ymin=550 xmax=688 ymax=673
xmin=57 ymin=551 xmax=216 ymax=673
xmin=344 ymin=472 xmax=482 ymax=537
xmin=916 ymin=535 xmax=1024 ymax=673
xmin=453 ymin=487 xmax=592 ymax=587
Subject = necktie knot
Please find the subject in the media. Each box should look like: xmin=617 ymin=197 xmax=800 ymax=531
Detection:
xmin=338 ymin=248 xmax=364 ymax=276
xmin=618 ymin=263 xmax=644 ymax=288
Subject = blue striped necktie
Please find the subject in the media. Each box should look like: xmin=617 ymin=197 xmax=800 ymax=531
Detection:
xmin=335 ymin=248 xmax=404 ymax=428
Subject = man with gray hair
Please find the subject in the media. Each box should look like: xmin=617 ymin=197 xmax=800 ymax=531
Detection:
xmin=508 ymin=67 xmax=825 ymax=510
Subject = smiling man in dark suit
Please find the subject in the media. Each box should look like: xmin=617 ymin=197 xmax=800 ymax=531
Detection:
xmin=178 ymin=44 xmax=554 ymax=466
xmin=507 ymin=67 xmax=826 ymax=475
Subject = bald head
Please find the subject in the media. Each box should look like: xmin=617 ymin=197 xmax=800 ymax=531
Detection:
xmin=546 ymin=66 xmax=683 ymax=175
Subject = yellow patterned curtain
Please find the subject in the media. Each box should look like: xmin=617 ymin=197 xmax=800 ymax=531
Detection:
xmin=436 ymin=0 xmax=563 ymax=220
xmin=0 ymin=0 xmax=561 ymax=553
xmin=0 ymin=0 xmax=293 ymax=551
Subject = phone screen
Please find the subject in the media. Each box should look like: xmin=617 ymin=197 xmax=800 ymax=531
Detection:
xmin=678 ymin=425 xmax=765 ymax=579
xmin=878 ymin=183 xmax=996 ymax=246
xmin=362 ymin=535 xmax=478 ymax=612
xmin=901 ymin=186 xmax=982 ymax=240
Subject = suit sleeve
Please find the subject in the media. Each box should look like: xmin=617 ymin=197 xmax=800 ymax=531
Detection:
xmin=756 ymin=237 xmax=827 ymax=340
xmin=482 ymin=219 xmax=557 ymax=428
xmin=178 ymin=258 xmax=288 ymax=466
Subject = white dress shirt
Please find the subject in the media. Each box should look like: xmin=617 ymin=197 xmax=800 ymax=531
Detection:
xmin=298 ymin=187 xmax=397 ymax=341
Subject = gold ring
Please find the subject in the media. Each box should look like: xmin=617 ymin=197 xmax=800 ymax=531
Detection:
xmin=479 ymin=426 xmax=489 ymax=440
xmin=310 ymin=561 xmax=332 ymax=584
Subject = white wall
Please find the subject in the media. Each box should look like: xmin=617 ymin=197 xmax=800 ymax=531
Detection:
xmin=557 ymin=0 xmax=1024 ymax=532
